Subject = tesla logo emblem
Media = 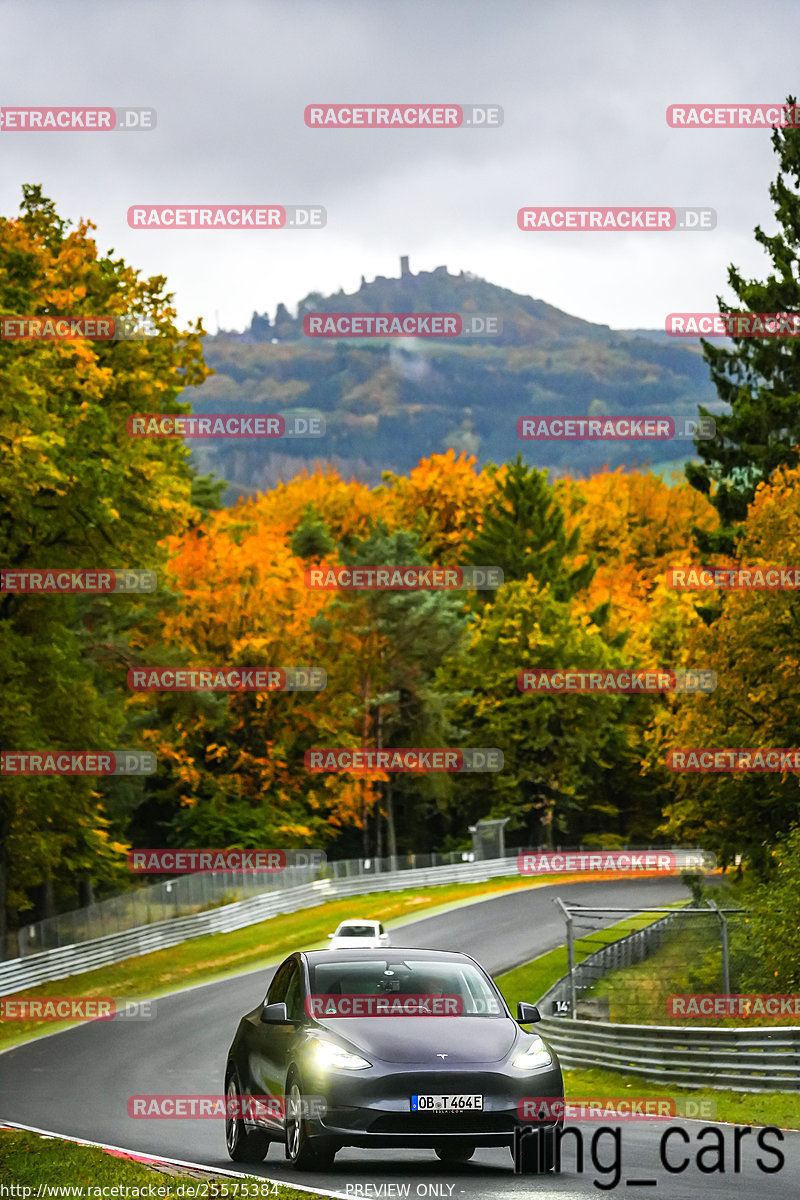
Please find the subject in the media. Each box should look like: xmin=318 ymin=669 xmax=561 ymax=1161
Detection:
xmin=436 ymin=1053 xmax=448 ymax=1059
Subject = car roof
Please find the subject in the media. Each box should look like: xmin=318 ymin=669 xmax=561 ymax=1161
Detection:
xmin=334 ymin=918 xmax=380 ymax=926
xmin=301 ymin=947 xmax=478 ymax=965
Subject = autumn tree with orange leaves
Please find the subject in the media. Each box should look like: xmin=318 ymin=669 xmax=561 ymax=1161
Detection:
xmin=660 ymin=461 xmax=800 ymax=868
xmin=0 ymin=187 xmax=208 ymax=942
xmin=138 ymin=461 xmax=477 ymax=855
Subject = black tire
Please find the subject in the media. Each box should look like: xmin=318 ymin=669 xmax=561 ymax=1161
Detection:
xmin=284 ymin=1076 xmax=335 ymax=1171
xmin=435 ymin=1142 xmax=476 ymax=1163
xmin=514 ymin=1126 xmax=557 ymax=1174
xmin=225 ymin=1070 xmax=270 ymax=1163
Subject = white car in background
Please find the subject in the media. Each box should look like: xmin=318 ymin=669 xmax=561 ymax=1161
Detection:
xmin=327 ymin=918 xmax=390 ymax=950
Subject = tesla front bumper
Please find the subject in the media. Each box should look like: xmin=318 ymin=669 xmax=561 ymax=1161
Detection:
xmin=299 ymin=1060 xmax=564 ymax=1148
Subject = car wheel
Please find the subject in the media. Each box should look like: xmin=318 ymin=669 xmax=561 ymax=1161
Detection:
xmin=284 ymin=1076 xmax=335 ymax=1170
xmin=225 ymin=1070 xmax=270 ymax=1162
xmin=514 ymin=1126 xmax=557 ymax=1174
xmin=435 ymin=1141 xmax=475 ymax=1163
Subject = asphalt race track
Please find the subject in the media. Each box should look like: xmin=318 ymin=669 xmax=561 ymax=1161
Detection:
xmin=1 ymin=876 xmax=797 ymax=1198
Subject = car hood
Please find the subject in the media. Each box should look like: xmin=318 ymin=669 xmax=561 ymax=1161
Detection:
xmin=314 ymin=1016 xmax=519 ymax=1063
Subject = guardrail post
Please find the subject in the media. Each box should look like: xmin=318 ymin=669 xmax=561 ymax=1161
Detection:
xmin=554 ymin=898 xmax=576 ymax=1019
xmin=707 ymin=899 xmax=731 ymax=994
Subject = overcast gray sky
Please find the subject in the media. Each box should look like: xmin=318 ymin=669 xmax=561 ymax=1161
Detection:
xmin=1 ymin=0 xmax=798 ymax=332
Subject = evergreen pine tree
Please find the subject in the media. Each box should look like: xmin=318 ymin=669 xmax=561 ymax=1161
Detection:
xmin=467 ymin=455 xmax=593 ymax=599
xmin=687 ymin=95 xmax=800 ymax=552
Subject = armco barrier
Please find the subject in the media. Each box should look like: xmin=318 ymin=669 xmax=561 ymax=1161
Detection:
xmin=559 ymin=909 xmax=687 ymax=1000
xmin=8 ymin=844 xmax=709 ymax=960
xmin=537 ymin=1016 xmax=800 ymax=1092
xmin=0 ymin=856 xmax=519 ymax=995
xmin=0 ymin=847 xmax=707 ymax=998
xmin=536 ymin=914 xmax=800 ymax=1092
xmin=6 ymin=851 xmax=476 ymax=958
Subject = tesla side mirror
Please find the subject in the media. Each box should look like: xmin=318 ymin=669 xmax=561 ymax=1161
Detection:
xmin=260 ymin=1001 xmax=290 ymax=1023
xmin=517 ymin=1002 xmax=541 ymax=1024
xmin=327 ymin=933 xmax=335 ymax=939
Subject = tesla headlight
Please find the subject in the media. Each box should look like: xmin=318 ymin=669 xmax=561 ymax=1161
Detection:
xmin=512 ymin=1036 xmax=553 ymax=1070
xmin=308 ymin=1037 xmax=371 ymax=1071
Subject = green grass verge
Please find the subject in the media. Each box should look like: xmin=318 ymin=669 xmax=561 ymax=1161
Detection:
xmin=584 ymin=923 xmax=800 ymax=1027
xmin=1 ymin=871 xmax=591 ymax=1051
xmin=494 ymin=906 xmax=680 ymax=1014
xmin=495 ymin=946 xmax=568 ymax=1012
xmin=562 ymin=1068 xmax=799 ymax=1131
xmin=494 ymin=913 xmax=797 ymax=1131
xmin=0 ymin=1127 xmax=318 ymax=1197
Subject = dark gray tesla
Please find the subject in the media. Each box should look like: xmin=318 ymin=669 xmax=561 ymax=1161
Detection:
xmin=224 ymin=947 xmax=563 ymax=1172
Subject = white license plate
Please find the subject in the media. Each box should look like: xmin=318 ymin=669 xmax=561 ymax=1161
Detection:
xmin=411 ymin=1094 xmax=484 ymax=1112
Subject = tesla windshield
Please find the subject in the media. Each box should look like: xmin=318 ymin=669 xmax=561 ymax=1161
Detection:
xmin=308 ymin=958 xmax=504 ymax=1016
xmin=336 ymin=925 xmax=378 ymax=936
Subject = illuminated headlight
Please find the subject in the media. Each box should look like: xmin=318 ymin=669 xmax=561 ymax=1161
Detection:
xmin=308 ymin=1037 xmax=371 ymax=1071
xmin=512 ymin=1037 xmax=553 ymax=1070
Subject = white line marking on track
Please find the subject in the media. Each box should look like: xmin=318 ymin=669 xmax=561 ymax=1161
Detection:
xmin=0 ymin=1120 xmax=352 ymax=1199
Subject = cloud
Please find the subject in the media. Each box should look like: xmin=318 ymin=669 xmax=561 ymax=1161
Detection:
xmin=0 ymin=0 xmax=795 ymax=330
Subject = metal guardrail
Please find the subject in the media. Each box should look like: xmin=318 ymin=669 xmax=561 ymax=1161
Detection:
xmin=0 ymin=845 xmax=709 ymax=998
xmin=4 ymin=849 xmax=486 ymax=960
xmin=6 ymin=842 xmax=704 ymax=961
xmin=538 ymin=1017 xmax=800 ymax=1093
xmin=536 ymin=913 xmax=800 ymax=1092
xmin=0 ymin=855 xmax=523 ymax=995
xmin=556 ymin=908 xmax=687 ymax=1009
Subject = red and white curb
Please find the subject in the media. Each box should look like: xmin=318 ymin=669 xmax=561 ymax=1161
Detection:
xmin=0 ymin=1121 xmax=350 ymax=1198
